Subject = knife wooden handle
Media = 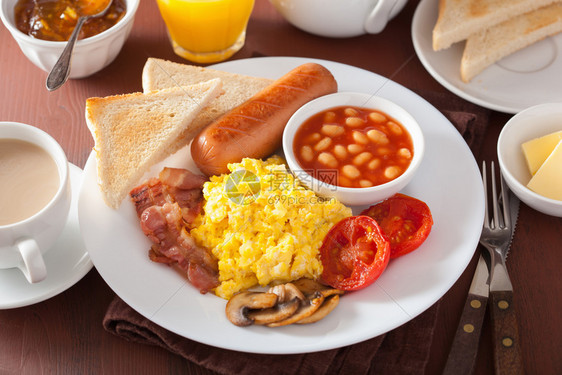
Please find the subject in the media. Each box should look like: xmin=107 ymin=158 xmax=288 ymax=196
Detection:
xmin=490 ymin=290 xmax=524 ymax=375
xmin=443 ymin=293 xmax=488 ymax=375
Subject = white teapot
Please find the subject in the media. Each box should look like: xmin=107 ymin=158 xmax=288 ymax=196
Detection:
xmin=269 ymin=0 xmax=409 ymax=38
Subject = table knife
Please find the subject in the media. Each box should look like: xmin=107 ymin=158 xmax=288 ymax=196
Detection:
xmin=443 ymin=254 xmax=489 ymax=375
xmin=489 ymin=190 xmax=523 ymax=375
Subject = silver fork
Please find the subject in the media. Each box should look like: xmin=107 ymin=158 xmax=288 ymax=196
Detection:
xmin=480 ymin=161 xmax=524 ymax=375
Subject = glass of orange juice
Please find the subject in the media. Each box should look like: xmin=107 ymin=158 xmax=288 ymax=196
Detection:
xmin=155 ymin=0 xmax=255 ymax=64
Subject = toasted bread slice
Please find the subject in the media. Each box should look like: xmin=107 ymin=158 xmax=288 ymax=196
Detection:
xmin=432 ymin=0 xmax=559 ymax=51
xmin=142 ymin=57 xmax=272 ymax=97
xmin=142 ymin=58 xmax=272 ymax=123
xmin=142 ymin=58 xmax=273 ymax=155
xmin=461 ymin=3 xmax=562 ymax=82
xmin=86 ymin=79 xmax=223 ymax=209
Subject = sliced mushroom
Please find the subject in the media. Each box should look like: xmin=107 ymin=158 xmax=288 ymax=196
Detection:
xmin=268 ymin=283 xmax=305 ymax=302
xmin=248 ymin=283 xmax=304 ymax=325
xmin=248 ymin=297 xmax=301 ymax=325
xmin=296 ymin=294 xmax=341 ymax=324
xmin=225 ymin=291 xmax=278 ymax=326
xmin=319 ymin=288 xmax=345 ymax=298
xmin=225 ymin=280 xmax=344 ymax=327
xmin=292 ymin=278 xmax=326 ymax=294
xmin=267 ymin=291 xmax=324 ymax=327
xmin=292 ymin=278 xmax=345 ymax=298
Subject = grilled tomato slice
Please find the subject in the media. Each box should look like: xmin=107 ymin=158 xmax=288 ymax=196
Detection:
xmin=320 ymin=216 xmax=390 ymax=291
xmin=361 ymin=193 xmax=433 ymax=259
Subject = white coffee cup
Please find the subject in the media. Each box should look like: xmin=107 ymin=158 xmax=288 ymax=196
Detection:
xmin=0 ymin=122 xmax=71 ymax=283
xmin=268 ymin=0 xmax=408 ymax=38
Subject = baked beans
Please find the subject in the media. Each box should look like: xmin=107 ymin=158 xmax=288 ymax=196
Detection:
xmin=292 ymin=105 xmax=413 ymax=188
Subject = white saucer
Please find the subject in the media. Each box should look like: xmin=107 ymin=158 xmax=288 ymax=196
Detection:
xmin=0 ymin=163 xmax=93 ymax=309
xmin=412 ymin=0 xmax=562 ymax=114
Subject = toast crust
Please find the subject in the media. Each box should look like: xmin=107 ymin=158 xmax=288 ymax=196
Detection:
xmin=460 ymin=3 xmax=562 ymax=82
xmin=432 ymin=0 xmax=560 ymax=51
xmin=142 ymin=58 xmax=272 ymax=93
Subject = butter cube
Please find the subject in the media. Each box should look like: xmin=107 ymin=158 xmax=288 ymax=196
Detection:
xmin=527 ymin=140 xmax=562 ymax=201
xmin=521 ymin=130 xmax=562 ymax=175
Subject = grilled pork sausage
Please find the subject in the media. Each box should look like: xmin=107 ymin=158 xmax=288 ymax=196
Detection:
xmin=191 ymin=63 xmax=338 ymax=176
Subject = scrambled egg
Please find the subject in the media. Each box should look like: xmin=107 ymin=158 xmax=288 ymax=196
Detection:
xmin=190 ymin=156 xmax=352 ymax=299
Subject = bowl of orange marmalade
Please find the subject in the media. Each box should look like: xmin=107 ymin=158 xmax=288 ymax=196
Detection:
xmin=283 ymin=92 xmax=425 ymax=206
xmin=1 ymin=0 xmax=139 ymax=78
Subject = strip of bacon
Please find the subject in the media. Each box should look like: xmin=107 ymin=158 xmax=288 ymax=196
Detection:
xmin=159 ymin=168 xmax=206 ymax=225
xmin=131 ymin=168 xmax=206 ymax=225
xmin=140 ymin=203 xmax=219 ymax=294
xmin=130 ymin=168 xmax=219 ymax=294
xmin=159 ymin=167 xmax=207 ymax=190
xmin=130 ymin=178 xmax=166 ymax=218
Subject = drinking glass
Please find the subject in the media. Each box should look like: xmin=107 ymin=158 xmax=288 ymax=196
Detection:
xmin=156 ymin=0 xmax=255 ymax=63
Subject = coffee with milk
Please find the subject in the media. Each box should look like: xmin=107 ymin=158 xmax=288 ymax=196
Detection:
xmin=0 ymin=139 xmax=60 ymax=225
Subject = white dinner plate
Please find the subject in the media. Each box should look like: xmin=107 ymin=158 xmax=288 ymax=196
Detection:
xmin=78 ymin=56 xmax=484 ymax=354
xmin=0 ymin=164 xmax=93 ymax=309
xmin=412 ymin=0 xmax=562 ymax=114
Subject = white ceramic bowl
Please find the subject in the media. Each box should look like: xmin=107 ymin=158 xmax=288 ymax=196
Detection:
xmin=283 ymin=92 xmax=425 ymax=207
xmin=497 ymin=102 xmax=562 ymax=217
xmin=0 ymin=0 xmax=139 ymax=79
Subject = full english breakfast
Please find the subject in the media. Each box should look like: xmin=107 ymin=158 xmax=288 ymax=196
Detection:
xmin=433 ymin=0 xmax=562 ymax=82
xmin=87 ymin=59 xmax=433 ymax=327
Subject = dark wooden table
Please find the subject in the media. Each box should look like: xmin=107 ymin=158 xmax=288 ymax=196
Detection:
xmin=1 ymin=1 xmax=560 ymax=374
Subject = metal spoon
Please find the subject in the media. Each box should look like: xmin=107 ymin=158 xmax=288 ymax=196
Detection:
xmin=46 ymin=0 xmax=113 ymax=91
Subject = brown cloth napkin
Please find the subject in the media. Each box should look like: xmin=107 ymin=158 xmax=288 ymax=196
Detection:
xmin=103 ymin=91 xmax=489 ymax=375
xmin=416 ymin=89 xmax=490 ymax=157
